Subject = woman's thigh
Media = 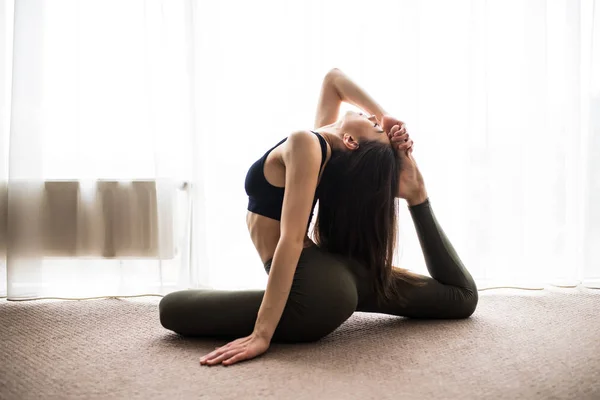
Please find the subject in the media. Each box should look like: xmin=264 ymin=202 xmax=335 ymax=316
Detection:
xmin=265 ymin=245 xmax=359 ymax=342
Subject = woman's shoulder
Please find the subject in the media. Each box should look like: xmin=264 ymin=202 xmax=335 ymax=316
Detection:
xmin=282 ymin=130 xmax=329 ymax=170
xmin=280 ymin=130 xmax=318 ymax=153
xmin=287 ymin=129 xmax=314 ymax=142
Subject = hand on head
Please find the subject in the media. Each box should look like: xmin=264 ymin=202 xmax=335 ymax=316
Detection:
xmin=383 ymin=115 xmax=413 ymax=155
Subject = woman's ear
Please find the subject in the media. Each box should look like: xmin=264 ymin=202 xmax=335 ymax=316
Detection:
xmin=342 ymin=133 xmax=360 ymax=151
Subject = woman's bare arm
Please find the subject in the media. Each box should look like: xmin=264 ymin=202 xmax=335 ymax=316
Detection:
xmin=314 ymin=68 xmax=388 ymax=129
xmin=252 ymin=131 xmax=322 ymax=340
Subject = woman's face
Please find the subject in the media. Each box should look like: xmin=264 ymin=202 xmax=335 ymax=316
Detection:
xmin=339 ymin=111 xmax=390 ymax=148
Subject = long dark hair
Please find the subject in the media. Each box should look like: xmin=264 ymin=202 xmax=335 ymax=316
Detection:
xmin=313 ymin=140 xmax=425 ymax=307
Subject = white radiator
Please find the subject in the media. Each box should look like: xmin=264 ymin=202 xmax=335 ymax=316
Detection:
xmin=2 ymin=180 xmax=189 ymax=259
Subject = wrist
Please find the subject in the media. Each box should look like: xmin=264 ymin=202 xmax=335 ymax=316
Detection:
xmin=252 ymin=328 xmax=273 ymax=342
xmin=407 ymin=189 xmax=428 ymax=206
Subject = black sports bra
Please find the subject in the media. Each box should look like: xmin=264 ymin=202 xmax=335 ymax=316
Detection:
xmin=244 ymin=131 xmax=328 ymax=226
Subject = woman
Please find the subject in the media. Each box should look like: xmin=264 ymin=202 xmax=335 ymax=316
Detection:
xmin=159 ymin=68 xmax=478 ymax=366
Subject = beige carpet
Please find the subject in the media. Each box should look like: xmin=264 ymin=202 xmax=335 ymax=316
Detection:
xmin=1 ymin=287 xmax=599 ymax=400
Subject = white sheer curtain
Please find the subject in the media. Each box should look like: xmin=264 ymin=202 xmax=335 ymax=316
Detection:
xmin=0 ymin=0 xmax=196 ymax=299
xmin=192 ymin=0 xmax=600 ymax=291
xmin=1 ymin=0 xmax=598 ymax=300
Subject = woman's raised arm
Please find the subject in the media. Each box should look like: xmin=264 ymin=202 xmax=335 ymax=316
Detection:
xmin=314 ymin=68 xmax=388 ymax=129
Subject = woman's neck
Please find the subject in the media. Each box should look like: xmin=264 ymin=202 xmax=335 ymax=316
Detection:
xmin=314 ymin=123 xmax=343 ymax=152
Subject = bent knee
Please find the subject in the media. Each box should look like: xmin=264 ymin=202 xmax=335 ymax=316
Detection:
xmin=158 ymin=291 xmax=185 ymax=332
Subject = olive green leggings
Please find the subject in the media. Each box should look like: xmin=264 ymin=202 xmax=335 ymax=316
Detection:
xmin=159 ymin=199 xmax=478 ymax=343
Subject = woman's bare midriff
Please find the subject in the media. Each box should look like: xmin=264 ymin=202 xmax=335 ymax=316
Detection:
xmin=246 ymin=211 xmax=314 ymax=265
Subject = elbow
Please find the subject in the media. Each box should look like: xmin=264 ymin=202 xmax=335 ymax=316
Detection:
xmin=276 ymin=234 xmax=306 ymax=259
xmin=278 ymin=234 xmax=306 ymax=250
xmin=324 ymin=68 xmax=343 ymax=84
